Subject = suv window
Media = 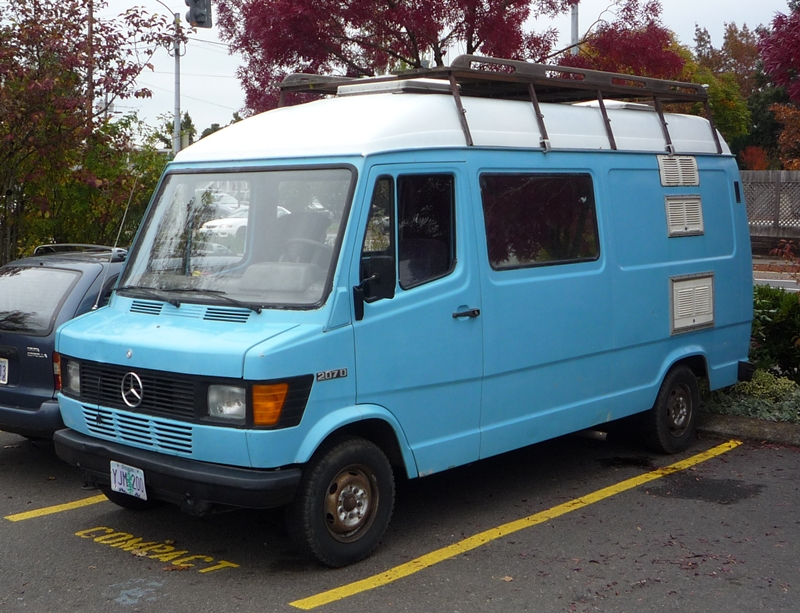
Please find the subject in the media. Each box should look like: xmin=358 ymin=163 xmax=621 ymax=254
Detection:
xmin=480 ymin=173 xmax=599 ymax=270
xmin=0 ymin=266 xmax=80 ymax=334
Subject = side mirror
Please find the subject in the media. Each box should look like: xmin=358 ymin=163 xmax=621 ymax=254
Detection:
xmin=353 ymin=255 xmax=396 ymax=321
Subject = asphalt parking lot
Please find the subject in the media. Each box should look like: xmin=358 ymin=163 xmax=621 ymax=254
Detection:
xmin=1 ymin=428 xmax=798 ymax=612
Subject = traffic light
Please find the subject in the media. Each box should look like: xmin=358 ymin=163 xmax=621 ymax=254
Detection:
xmin=185 ymin=0 xmax=212 ymax=28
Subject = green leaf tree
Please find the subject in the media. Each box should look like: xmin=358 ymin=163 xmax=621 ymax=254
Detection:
xmin=0 ymin=0 xmax=172 ymax=264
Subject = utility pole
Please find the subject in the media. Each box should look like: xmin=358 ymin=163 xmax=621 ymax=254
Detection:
xmin=87 ymin=0 xmax=94 ymax=120
xmin=172 ymin=12 xmax=181 ymax=155
xmin=570 ymin=3 xmax=579 ymax=55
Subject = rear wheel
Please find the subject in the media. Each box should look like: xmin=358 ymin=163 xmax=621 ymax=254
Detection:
xmin=644 ymin=365 xmax=699 ymax=454
xmin=100 ymin=486 xmax=163 ymax=511
xmin=286 ymin=436 xmax=395 ymax=567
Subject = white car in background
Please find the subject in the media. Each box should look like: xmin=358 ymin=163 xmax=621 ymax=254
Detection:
xmin=199 ymin=206 xmax=290 ymax=241
xmin=200 ymin=207 xmax=250 ymax=240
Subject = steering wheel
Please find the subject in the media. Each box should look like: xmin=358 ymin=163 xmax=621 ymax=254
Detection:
xmin=279 ymin=238 xmax=330 ymax=266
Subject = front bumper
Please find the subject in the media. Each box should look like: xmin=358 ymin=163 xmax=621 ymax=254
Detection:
xmin=53 ymin=428 xmax=302 ymax=510
xmin=0 ymin=399 xmax=63 ymax=438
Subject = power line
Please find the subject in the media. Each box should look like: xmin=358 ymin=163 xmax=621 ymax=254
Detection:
xmin=137 ymin=80 xmax=240 ymax=111
xmin=151 ymin=71 xmax=238 ymax=79
xmin=186 ymin=36 xmax=230 ymax=48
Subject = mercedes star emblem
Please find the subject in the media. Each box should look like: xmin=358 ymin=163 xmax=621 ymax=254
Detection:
xmin=121 ymin=372 xmax=144 ymax=408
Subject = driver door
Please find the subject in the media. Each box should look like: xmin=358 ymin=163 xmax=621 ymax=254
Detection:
xmin=352 ymin=164 xmax=483 ymax=476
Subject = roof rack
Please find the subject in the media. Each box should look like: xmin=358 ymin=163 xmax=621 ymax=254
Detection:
xmin=278 ymin=54 xmax=722 ymax=155
xmin=33 ymin=244 xmax=127 ymax=262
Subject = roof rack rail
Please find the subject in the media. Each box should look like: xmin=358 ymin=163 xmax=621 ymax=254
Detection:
xmin=33 ymin=244 xmax=127 ymax=262
xmin=278 ymin=54 xmax=722 ymax=155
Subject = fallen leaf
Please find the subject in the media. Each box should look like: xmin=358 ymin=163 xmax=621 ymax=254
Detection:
xmin=163 ymin=565 xmax=190 ymax=572
xmin=501 ymin=576 xmax=513 ymax=582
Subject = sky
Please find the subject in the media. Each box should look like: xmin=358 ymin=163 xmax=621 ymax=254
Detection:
xmin=105 ymin=0 xmax=794 ymax=135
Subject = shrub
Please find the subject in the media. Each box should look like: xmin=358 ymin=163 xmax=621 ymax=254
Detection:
xmin=750 ymin=284 xmax=800 ymax=381
xmin=702 ymin=369 xmax=800 ymax=423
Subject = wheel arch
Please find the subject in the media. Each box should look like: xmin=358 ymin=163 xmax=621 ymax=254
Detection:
xmin=295 ymin=405 xmax=418 ymax=479
xmin=659 ymin=346 xmax=708 ymax=386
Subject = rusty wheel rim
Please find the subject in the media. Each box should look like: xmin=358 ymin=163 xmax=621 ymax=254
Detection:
xmin=324 ymin=465 xmax=378 ymax=543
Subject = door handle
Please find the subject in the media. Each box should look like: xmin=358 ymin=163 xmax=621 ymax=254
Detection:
xmin=452 ymin=308 xmax=481 ymax=319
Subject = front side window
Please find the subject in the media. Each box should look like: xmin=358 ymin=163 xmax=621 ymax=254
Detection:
xmin=120 ymin=168 xmax=353 ymax=309
xmin=480 ymin=173 xmax=599 ymax=270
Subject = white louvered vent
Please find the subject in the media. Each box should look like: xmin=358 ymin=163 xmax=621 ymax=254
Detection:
xmin=665 ymin=196 xmax=704 ymax=236
xmin=657 ymin=155 xmax=699 ymax=186
xmin=671 ymin=275 xmax=714 ymax=333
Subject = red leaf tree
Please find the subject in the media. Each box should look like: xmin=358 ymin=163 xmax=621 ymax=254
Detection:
xmin=216 ymin=0 xmax=579 ymax=113
xmin=557 ymin=0 xmax=684 ymax=79
xmin=760 ymin=2 xmax=800 ymax=104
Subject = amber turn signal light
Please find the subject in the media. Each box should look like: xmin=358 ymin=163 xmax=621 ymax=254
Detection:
xmin=252 ymin=383 xmax=289 ymax=426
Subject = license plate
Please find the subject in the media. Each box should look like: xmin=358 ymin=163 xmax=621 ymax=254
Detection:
xmin=110 ymin=460 xmax=147 ymax=500
xmin=0 ymin=357 xmax=7 ymax=385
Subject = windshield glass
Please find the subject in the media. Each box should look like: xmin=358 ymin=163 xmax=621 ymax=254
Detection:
xmin=120 ymin=168 xmax=353 ymax=308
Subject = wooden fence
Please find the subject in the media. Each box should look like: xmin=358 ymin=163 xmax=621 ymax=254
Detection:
xmin=742 ymin=170 xmax=800 ymax=253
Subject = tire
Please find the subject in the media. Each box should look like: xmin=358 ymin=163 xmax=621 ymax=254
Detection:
xmin=644 ymin=365 xmax=699 ymax=454
xmin=286 ymin=436 xmax=395 ymax=567
xmin=100 ymin=486 xmax=163 ymax=512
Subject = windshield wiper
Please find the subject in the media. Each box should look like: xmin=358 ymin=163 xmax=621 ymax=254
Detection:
xmin=116 ymin=285 xmax=180 ymax=307
xmin=159 ymin=288 xmax=263 ymax=314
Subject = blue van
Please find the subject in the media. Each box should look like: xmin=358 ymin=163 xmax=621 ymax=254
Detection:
xmin=54 ymin=57 xmax=753 ymax=567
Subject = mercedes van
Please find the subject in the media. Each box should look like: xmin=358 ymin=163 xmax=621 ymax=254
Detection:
xmin=54 ymin=56 xmax=753 ymax=567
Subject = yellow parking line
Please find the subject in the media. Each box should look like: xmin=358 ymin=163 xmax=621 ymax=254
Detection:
xmin=4 ymin=494 xmax=108 ymax=522
xmin=290 ymin=439 xmax=743 ymax=610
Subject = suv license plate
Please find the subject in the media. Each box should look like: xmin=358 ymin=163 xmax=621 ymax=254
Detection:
xmin=110 ymin=460 xmax=147 ymax=500
xmin=0 ymin=357 xmax=7 ymax=385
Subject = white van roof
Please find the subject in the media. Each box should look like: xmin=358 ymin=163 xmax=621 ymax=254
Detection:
xmin=176 ymin=56 xmax=730 ymax=164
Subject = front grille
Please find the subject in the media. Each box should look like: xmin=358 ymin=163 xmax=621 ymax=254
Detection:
xmin=82 ymin=405 xmax=193 ymax=454
xmin=67 ymin=358 xmax=313 ymax=431
xmin=80 ymin=362 xmax=196 ymax=419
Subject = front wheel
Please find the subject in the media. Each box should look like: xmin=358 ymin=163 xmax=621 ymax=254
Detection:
xmin=644 ymin=365 xmax=699 ymax=454
xmin=286 ymin=436 xmax=395 ymax=567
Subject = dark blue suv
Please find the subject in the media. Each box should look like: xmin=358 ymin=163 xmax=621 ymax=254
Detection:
xmin=0 ymin=245 xmax=125 ymax=439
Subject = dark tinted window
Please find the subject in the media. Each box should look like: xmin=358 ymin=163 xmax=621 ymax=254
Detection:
xmin=398 ymin=175 xmax=455 ymax=288
xmin=0 ymin=267 xmax=80 ymax=334
xmin=480 ymin=174 xmax=599 ymax=270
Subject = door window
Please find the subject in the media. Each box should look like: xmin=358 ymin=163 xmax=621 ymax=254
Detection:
xmin=397 ymin=175 xmax=455 ymax=289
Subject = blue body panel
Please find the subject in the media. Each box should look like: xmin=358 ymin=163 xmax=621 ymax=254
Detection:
xmin=56 ymin=146 xmax=752 ymax=483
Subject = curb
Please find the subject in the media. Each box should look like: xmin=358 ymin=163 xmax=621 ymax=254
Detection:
xmin=697 ymin=412 xmax=800 ymax=447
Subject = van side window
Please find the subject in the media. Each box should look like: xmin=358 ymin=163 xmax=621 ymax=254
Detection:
xmin=480 ymin=173 xmax=599 ymax=270
xmin=397 ymin=175 xmax=455 ymax=289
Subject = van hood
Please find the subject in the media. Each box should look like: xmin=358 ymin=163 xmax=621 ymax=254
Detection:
xmin=56 ymin=305 xmax=299 ymax=379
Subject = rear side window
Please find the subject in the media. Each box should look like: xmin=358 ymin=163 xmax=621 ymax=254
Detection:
xmin=480 ymin=173 xmax=599 ymax=270
xmin=0 ymin=267 xmax=80 ymax=334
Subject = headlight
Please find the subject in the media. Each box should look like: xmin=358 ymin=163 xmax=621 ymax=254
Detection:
xmin=207 ymin=385 xmax=246 ymax=422
xmin=64 ymin=360 xmax=81 ymax=395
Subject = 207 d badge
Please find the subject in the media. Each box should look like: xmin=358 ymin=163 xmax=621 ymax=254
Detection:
xmin=121 ymin=372 xmax=144 ymax=408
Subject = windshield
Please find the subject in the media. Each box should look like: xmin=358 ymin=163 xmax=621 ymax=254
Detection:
xmin=120 ymin=168 xmax=353 ymax=308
